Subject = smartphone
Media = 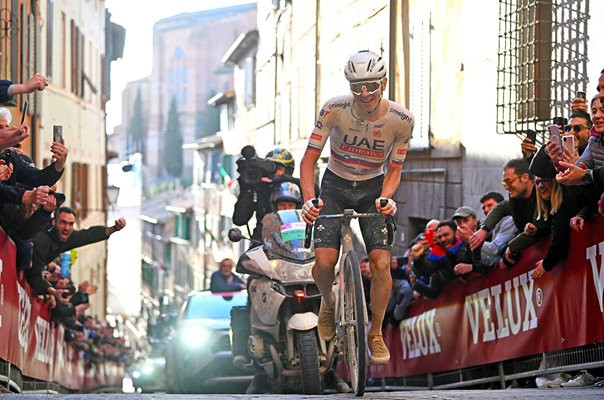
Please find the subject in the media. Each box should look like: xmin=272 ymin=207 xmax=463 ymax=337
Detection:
xmin=526 ymin=129 xmax=537 ymax=144
xmin=562 ymin=134 xmax=575 ymax=154
xmin=53 ymin=125 xmax=63 ymax=143
xmin=20 ymin=100 xmax=28 ymax=126
xmin=548 ymin=124 xmax=562 ymax=152
xmin=424 ymin=229 xmax=435 ymax=246
xmin=576 ymin=91 xmax=586 ymax=100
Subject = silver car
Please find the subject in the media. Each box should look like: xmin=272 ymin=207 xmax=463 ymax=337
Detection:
xmin=165 ymin=291 xmax=251 ymax=393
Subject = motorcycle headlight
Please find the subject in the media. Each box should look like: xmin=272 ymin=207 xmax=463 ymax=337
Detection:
xmin=180 ymin=325 xmax=209 ymax=348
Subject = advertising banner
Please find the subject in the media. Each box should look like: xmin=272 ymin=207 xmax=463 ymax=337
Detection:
xmin=0 ymin=231 xmax=123 ymax=390
xmin=368 ymin=216 xmax=604 ymax=378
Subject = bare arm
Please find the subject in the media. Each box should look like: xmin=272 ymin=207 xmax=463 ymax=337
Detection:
xmin=380 ymin=164 xmax=403 ymax=199
xmin=300 ymin=149 xmax=321 ymax=202
xmin=7 ymin=73 xmax=48 ymax=95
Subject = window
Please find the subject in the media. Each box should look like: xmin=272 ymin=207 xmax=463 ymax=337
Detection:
xmin=71 ymin=162 xmax=89 ymax=220
xmin=174 ymin=215 xmax=190 ymax=240
xmin=70 ymin=20 xmax=85 ymax=97
xmin=244 ymin=56 xmax=256 ymax=108
xmin=408 ymin=9 xmax=431 ymax=149
xmin=496 ymin=0 xmax=589 ymax=138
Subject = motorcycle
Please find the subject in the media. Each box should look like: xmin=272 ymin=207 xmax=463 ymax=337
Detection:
xmin=228 ymin=209 xmax=336 ymax=394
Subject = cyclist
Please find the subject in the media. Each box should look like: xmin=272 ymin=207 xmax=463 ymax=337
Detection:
xmin=300 ymin=50 xmax=414 ymax=364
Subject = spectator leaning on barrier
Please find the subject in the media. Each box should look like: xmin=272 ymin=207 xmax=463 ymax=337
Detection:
xmin=28 ymin=207 xmax=126 ymax=297
xmin=526 ymin=148 xmax=573 ymax=279
xmin=470 ymin=159 xmax=540 ymax=267
xmin=385 ymin=252 xmax=414 ymax=323
xmin=451 ymin=206 xmax=496 ymax=276
xmin=209 ymin=258 xmax=246 ymax=293
xmin=477 ymin=192 xmax=516 ymax=267
xmin=412 ymin=220 xmax=474 ymax=299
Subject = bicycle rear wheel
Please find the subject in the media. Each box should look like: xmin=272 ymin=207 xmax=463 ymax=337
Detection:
xmin=342 ymin=251 xmax=367 ymax=396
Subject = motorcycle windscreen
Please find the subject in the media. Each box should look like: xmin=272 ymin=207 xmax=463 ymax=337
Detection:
xmin=261 ymin=210 xmax=314 ymax=262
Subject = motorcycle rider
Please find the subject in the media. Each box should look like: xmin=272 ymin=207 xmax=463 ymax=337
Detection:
xmin=232 ymin=148 xmax=297 ymax=243
xmin=233 ymin=180 xmax=303 ymax=394
xmin=270 ymin=182 xmax=302 ymax=210
xmin=233 ymin=181 xmax=349 ymax=393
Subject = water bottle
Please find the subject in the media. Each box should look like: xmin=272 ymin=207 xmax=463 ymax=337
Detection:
xmin=60 ymin=252 xmax=71 ymax=278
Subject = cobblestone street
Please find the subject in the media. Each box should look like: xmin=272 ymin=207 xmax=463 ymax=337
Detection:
xmin=7 ymin=388 xmax=604 ymax=400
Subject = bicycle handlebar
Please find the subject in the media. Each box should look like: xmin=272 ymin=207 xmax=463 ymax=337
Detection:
xmin=303 ymin=199 xmax=395 ymax=249
xmin=304 ymin=199 xmax=319 ymax=249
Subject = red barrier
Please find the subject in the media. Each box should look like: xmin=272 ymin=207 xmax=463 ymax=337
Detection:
xmin=368 ymin=215 xmax=604 ymax=378
xmin=0 ymin=231 xmax=123 ymax=391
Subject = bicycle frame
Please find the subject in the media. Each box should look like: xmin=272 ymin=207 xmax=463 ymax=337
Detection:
xmin=335 ymin=211 xmax=370 ymax=332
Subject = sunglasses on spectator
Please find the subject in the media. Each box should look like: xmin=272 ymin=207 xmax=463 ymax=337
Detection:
xmin=564 ymin=124 xmax=587 ymax=133
xmin=350 ymin=80 xmax=382 ymax=95
xmin=501 ymin=175 xmax=520 ymax=188
xmin=535 ymin=178 xmax=552 ymax=187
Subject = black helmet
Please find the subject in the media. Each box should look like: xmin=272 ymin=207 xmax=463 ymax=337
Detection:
xmin=270 ymin=182 xmax=302 ymax=210
xmin=265 ymin=148 xmax=295 ymax=174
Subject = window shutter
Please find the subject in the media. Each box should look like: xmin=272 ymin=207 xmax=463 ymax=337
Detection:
xmin=70 ymin=20 xmax=76 ymax=93
xmin=46 ymin=0 xmax=54 ymax=79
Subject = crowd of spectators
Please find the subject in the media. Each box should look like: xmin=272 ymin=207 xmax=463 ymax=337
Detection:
xmin=377 ymin=68 xmax=604 ymax=325
xmin=0 ymin=74 xmax=131 ymax=368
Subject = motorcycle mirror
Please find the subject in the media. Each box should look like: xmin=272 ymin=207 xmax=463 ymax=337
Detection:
xmin=228 ymin=228 xmax=244 ymax=242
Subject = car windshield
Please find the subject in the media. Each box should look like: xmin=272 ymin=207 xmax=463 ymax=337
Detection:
xmin=184 ymin=293 xmax=247 ymax=320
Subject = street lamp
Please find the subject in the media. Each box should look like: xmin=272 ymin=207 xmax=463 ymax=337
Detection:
xmin=107 ymin=185 xmax=120 ymax=209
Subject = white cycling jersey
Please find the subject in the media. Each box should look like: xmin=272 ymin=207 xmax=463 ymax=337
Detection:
xmin=306 ymin=95 xmax=414 ymax=181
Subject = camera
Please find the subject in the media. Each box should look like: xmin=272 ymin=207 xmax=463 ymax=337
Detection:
xmin=236 ymin=145 xmax=277 ymax=186
xmin=0 ymin=148 xmax=18 ymax=166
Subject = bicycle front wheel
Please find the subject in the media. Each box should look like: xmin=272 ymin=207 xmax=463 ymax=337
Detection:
xmin=342 ymin=251 xmax=367 ymax=396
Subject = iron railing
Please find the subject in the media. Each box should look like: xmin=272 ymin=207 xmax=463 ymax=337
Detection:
xmin=496 ymin=0 xmax=589 ymax=144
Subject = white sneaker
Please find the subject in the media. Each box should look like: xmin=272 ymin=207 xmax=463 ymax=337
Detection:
xmin=535 ymin=376 xmax=549 ymax=389
xmin=546 ymin=373 xmax=572 ymax=388
xmin=560 ymin=371 xmax=594 ymax=387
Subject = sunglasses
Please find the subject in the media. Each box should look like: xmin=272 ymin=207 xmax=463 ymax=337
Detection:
xmin=564 ymin=124 xmax=587 ymax=133
xmin=350 ymin=80 xmax=382 ymax=95
xmin=535 ymin=178 xmax=552 ymax=187
xmin=501 ymin=175 xmax=520 ymax=188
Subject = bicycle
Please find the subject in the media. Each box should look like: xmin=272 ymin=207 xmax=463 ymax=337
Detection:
xmin=304 ymin=199 xmax=394 ymax=396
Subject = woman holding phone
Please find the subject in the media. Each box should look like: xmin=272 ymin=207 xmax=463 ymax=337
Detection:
xmin=517 ymin=147 xmax=572 ymax=279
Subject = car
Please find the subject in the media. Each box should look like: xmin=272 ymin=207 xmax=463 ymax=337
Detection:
xmin=164 ymin=290 xmax=252 ymax=393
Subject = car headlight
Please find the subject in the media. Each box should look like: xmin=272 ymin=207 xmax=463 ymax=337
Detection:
xmin=180 ymin=325 xmax=209 ymax=348
xmin=132 ymin=370 xmax=141 ymax=379
xmin=141 ymin=363 xmax=155 ymax=376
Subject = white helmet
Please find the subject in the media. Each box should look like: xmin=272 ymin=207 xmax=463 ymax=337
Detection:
xmin=344 ymin=50 xmax=387 ymax=82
